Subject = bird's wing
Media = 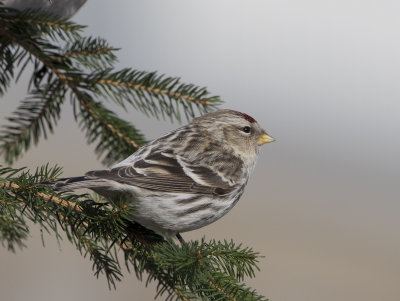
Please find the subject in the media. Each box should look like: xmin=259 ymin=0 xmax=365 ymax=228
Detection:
xmin=85 ymin=151 xmax=237 ymax=195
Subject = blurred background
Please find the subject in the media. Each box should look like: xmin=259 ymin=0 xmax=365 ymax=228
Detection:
xmin=1 ymin=0 xmax=400 ymax=300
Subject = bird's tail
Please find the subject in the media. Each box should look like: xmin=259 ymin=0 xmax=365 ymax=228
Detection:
xmin=44 ymin=176 xmax=106 ymax=192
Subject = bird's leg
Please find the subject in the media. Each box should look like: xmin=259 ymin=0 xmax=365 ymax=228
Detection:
xmin=176 ymin=233 xmax=185 ymax=244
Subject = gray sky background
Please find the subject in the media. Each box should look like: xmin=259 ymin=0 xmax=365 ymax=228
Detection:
xmin=1 ymin=1 xmax=400 ymax=300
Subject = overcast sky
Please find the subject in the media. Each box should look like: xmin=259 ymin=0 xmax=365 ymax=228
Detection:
xmin=1 ymin=1 xmax=400 ymax=301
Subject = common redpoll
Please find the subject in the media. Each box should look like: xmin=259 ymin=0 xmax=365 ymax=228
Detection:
xmin=54 ymin=109 xmax=274 ymax=241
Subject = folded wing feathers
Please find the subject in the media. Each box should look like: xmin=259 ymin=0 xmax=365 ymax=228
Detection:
xmin=84 ymin=152 xmax=235 ymax=195
xmin=53 ymin=151 xmax=237 ymax=195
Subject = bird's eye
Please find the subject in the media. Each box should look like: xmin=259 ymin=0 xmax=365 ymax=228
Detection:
xmin=242 ymin=126 xmax=251 ymax=133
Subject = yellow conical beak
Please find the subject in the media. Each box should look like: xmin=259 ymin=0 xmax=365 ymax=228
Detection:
xmin=257 ymin=133 xmax=275 ymax=145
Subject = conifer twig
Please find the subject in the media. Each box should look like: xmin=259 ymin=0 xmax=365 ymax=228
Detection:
xmin=2 ymin=181 xmax=83 ymax=211
xmin=0 ymin=7 xmax=220 ymax=164
xmin=93 ymin=78 xmax=211 ymax=105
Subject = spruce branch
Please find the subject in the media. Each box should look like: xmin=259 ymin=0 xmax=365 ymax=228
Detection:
xmin=61 ymin=37 xmax=117 ymax=70
xmin=0 ymin=5 xmax=221 ymax=164
xmin=0 ymin=165 xmax=267 ymax=300
xmin=0 ymin=5 xmax=84 ymax=41
xmin=73 ymin=93 xmax=146 ymax=164
xmin=1 ymin=23 xmax=143 ymax=164
xmin=0 ymin=164 xmax=135 ymax=288
xmin=0 ymin=80 xmax=65 ymax=163
xmin=0 ymin=209 xmax=29 ymax=252
xmin=88 ymin=69 xmax=221 ymax=121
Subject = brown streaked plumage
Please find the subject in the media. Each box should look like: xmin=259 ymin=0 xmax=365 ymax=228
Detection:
xmin=53 ymin=109 xmax=274 ymax=240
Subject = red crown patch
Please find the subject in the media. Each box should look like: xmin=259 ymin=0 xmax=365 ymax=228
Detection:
xmin=240 ymin=112 xmax=257 ymax=123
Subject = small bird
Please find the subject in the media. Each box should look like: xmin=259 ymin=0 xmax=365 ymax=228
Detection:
xmin=53 ymin=109 xmax=274 ymax=242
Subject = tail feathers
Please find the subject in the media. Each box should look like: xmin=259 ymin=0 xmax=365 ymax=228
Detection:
xmin=53 ymin=176 xmax=106 ymax=192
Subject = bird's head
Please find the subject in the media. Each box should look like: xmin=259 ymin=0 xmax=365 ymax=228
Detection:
xmin=192 ymin=109 xmax=274 ymax=163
